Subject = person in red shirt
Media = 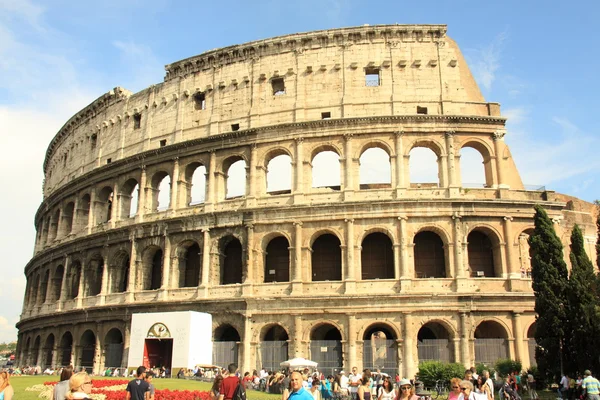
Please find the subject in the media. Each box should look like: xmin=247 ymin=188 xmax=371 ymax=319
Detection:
xmin=219 ymin=364 xmax=241 ymax=400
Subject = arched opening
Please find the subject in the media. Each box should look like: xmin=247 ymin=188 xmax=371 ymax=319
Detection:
xmin=120 ymin=178 xmax=139 ymax=218
xmin=23 ymin=337 xmax=31 ymax=365
xmin=527 ymin=322 xmax=537 ymax=367
xmin=156 ymin=174 xmax=172 ymax=211
xmin=362 ymin=324 xmax=398 ymax=375
xmin=310 ymin=324 xmax=342 ymax=376
xmin=311 ymin=234 xmax=342 ymax=281
xmin=225 ymin=158 xmax=246 ymax=199
xmin=78 ymin=194 xmax=91 ymax=231
xmin=414 ymin=231 xmax=446 ymax=278
xmin=43 ymin=334 xmax=55 ymax=368
xmin=104 ymin=328 xmax=124 ymax=368
xmin=80 ymin=330 xmax=96 ymax=372
xmin=69 ymin=262 xmax=81 ymax=299
xmin=474 ymin=321 xmax=509 ymax=364
xmin=359 ymin=147 xmax=391 ymax=189
xmin=213 ymin=325 xmax=240 ymax=369
xmin=266 ymin=154 xmax=292 ymax=194
xmin=312 ymin=150 xmax=341 ymax=190
xmin=186 ymin=163 xmax=207 ymax=205
xmin=220 ymin=237 xmax=243 ymax=285
xmin=52 ymin=265 xmax=64 ymax=301
xmin=264 ymin=236 xmax=290 ymax=283
xmin=48 ymin=209 xmax=60 ymax=241
xmin=409 ymin=147 xmax=440 ymax=187
xmin=30 ymin=275 xmax=40 ymax=306
xmin=61 ymin=202 xmax=75 ymax=236
xmin=150 ymin=250 xmax=163 ymax=290
xmin=460 ymin=147 xmax=489 ymax=188
xmin=518 ymin=229 xmax=535 ymax=277
xmin=260 ymin=325 xmax=289 ymax=372
xmin=467 ymin=231 xmax=496 ymax=278
xmin=40 ymin=270 xmax=50 ymax=304
xmin=361 ymin=232 xmax=394 ymax=279
xmin=417 ymin=322 xmax=455 ymax=363
xmin=88 ymin=256 xmax=104 ymax=296
xmin=141 ymin=246 xmax=163 ymax=290
xmin=180 ymin=243 xmax=201 ymax=288
xmin=96 ymin=186 xmax=114 ymax=223
xmin=110 ymin=252 xmax=130 ymax=294
xmin=59 ymin=332 xmax=73 ymax=366
xmin=32 ymin=336 xmax=41 ymax=366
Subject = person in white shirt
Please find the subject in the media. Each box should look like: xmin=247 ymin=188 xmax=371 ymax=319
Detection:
xmin=349 ymin=367 xmax=363 ymax=400
xmin=340 ymin=371 xmax=350 ymax=395
xmin=482 ymin=370 xmax=494 ymax=400
xmin=560 ymin=375 xmax=570 ymax=399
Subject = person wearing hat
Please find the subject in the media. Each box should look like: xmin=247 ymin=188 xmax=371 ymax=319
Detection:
xmin=397 ymin=379 xmax=418 ymax=400
xmin=582 ymin=370 xmax=600 ymax=400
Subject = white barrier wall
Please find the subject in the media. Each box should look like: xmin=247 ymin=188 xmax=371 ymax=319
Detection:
xmin=128 ymin=311 xmax=213 ymax=369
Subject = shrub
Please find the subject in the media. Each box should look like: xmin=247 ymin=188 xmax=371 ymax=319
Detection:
xmin=418 ymin=361 xmax=465 ymax=388
xmin=494 ymin=359 xmax=522 ymax=378
xmin=475 ymin=363 xmax=496 ymax=379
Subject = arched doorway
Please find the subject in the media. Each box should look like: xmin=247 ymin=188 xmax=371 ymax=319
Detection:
xmin=264 ymin=237 xmax=290 ymax=283
xmin=527 ymin=323 xmax=537 ymax=367
xmin=213 ymin=325 xmax=240 ymax=368
xmin=361 ymin=233 xmax=394 ymax=279
xmin=414 ymin=231 xmax=446 ymax=278
xmin=260 ymin=325 xmax=289 ymax=372
xmin=468 ymin=231 xmax=496 ymax=278
xmin=104 ymin=328 xmax=124 ymax=368
xmin=311 ymin=234 xmax=342 ymax=281
xmin=59 ymin=332 xmax=73 ymax=366
xmin=474 ymin=321 xmax=509 ymax=364
xmin=220 ymin=237 xmax=243 ymax=285
xmin=43 ymin=334 xmax=55 ymax=368
xmin=32 ymin=336 xmax=41 ymax=366
xmin=310 ymin=324 xmax=342 ymax=376
xmin=362 ymin=324 xmax=398 ymax=375
xmin=417 ymin=322 xmax=454 ymax=363
xmin=80 ymin=330 xmax=96 ymax=372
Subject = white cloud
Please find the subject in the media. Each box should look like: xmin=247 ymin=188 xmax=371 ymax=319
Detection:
xmin=466 ymin=30 xmax=507 ymax=92
xmin=112 ymin=40 xmax=164 ymax=93
xmin=0 ymin=0 xmax=45 ymax=30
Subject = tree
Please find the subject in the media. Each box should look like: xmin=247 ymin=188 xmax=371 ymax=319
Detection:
xmin=595 ymin=200 xmax=600 ymax=269
xmin=529 ymin=205 xmax=569 ymax=383
xmin=564 ymin=225 xmax=600 ymax=375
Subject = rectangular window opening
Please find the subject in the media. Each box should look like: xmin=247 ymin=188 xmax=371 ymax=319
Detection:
xmin=159 ymin=139 xmax=167 ymax=147
xmin=365 ymin=68 xmax=380 ymax=87
xmin=231 ymin=123 xmax=240 ymax=131
xmin=272 ymin=77 xmax=286 ymax=95
xmin=194 ymin=92 xmax=206 ymax=110
xmin=321 ymin=112 xmax=331 ymax=120
xmin=106 ymin=158 xmax=112 ymax=164
xmin=133 ymin=113 xmax=142 ymax=129
xmin=90 ymin=134 xmax=97 ymax=149
xmin=417 ymin=106 xmax=428 ymax=115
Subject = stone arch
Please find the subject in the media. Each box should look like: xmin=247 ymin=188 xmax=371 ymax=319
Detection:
xmin=473 ymin=319 xmax=510 ymax=364
xmin=460 ymin=138 xmax=494 ymax=188
xmin=358 ymin=143 xmax=392 ymax=188
xmin=59 ymin=331 xmax=73 ymax=366
xmin=32 ymin=335 xmax=41 ymax=365
xmin=40 ymin=269 xmax=50 ymax=303
xmin=42 ymin=333 xmax=55 ymax=368
xmin=258 ymin=323 xmax=291 ymax=342
xmin=406 ymin=139 xmax=445 ymax=157
xmin=109 ymin=250 xmax=130 ymax=293
xmin=311 ymin=232 xmax=342 ymax=281
xmin=23 ymin=336 xmax=31 ymax=364
xmin=258 ymin=323 xmax=290 ymax=372
xmin=104 ymin=328 xmax=124 ymax=368
xmin=407 ymin=139 xmax=445 ymax=187
xmin=417 ymin=320 xmax=456 ymax=363
xmin=264 ymin=235 xmax=290 ymax=283
xmin=175 ymin=240 xmax=202 ymax=288
xmin=223 ymin=155 xmax=247 ymax=199
xmin=150 ymin=171 xmax=171 ymax=211
xmin=87 ymin=253 xmax=104 ymax=296
xmin=48 ymin=208 xmax=60 ymax=241
xmin=218 ymin=235 xmax=243 ymax=285
xmin=526 ymin=321 xmax=537 ymax=367
xmin=361 ymin=232 xmax=394 ymax=280
xmin=413 ymin=230 xmax=447 ymax=278
xmin=141 ymin=245 xmax=163 ymax=290
xmin=79 ymin=330 xmax=96 ymax=371
xmin=265 ymin=151 xmax=293 ymax=194
xmin=30 ymin=274 xmax=40 ymax=306
xmin=78 ymin=193 xmax=91 ymax=231
xmin=95 ymin=185 xmax=114 ymax=224
xmin=51 ymin=264 xmax=64 ymax=301
xmin=356 ymin=140 xmax=394 ymax=158
xmin=359 ymin=321 xmax=401 ymax=342
xmin=309 ymin=322 xmax=343 ymax=376
xmin=120 ymin=177 xmax=139 ymax=218
xmin=361 ymin=322 xmax=399 ymax=374
xmin=184 ymin=161 xmax=207 ymax=205
xmin=517 ymin=227 xmax=535 ymax=277
xmin=61 ymin=202 xmax=75 ymax=236
xmin=311 ymin=145 xmax=342 ymax=190
xmin=467 ymin=225 xmax=503 ymax=278
xmin=213 ymin=323 xmax=241 ymax=369
xmin=69 ymin=261 xmax=82 ymax=299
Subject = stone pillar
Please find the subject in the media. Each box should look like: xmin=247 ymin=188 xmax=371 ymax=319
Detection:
xmin=492 ymin=131 xmax=507 ymax=188
xmin=459 ymin=312 xmax=470 ymax=367
xmin=136 ymin=166 xmax=147 ymax=222
xmin=445 ymin=131 xmax=459 ymax=196
xmin=512 ymin=312 xmax=525 ymax=366
xmin=246 ymin=144 xmax=257 ymax=207
xmin=453 ymin=214 xmax=467 ymax=286
xmin=160 ymin=233 xmax=172 ymax=298
xmin=99 ymin=251 xmax=109 ymax=305
xmin=291 ymin=222 xmax=303 ymax=294
xmin=206 ymin=151 xmax=216 ymax=210
xmin=242 ymin=315 xmax=252 ymax=373
xmin=396 ymin=338 xmax=403 ymax=376
xmin=76 ymin=259 xmax=86 ymax=308
xmin=503 ymin=216 xmax=518 ymax=279
xmin=398 ymin=216 xmax=409 ymax=279
xmin=345 ymin=219 xmax=355 ymax=281
xmin=394 ymin=131 xmax=405 ymax=197
xmin=87 ymin=189 xmax=96 ymax=234
xmin=171 ymin=157 xmax=180 ymax=211
xmin=110 ymin=182 xmax=119 ymax=227
xmin=201 ymin=229 xmax=211 ymax=286
xmin=243 ymin=224 xmax=255 ymax=296
xmin=127 ymin=238 xmax=138 ymax=302
xmin=294 ymin=138 xmax=305 ymax=203
xmin=347 ymin=315 xmax=357 ymax=372
xmin=293 ymin=315 xmax=303 ymax=357
xmin=57 ymin=255 xmax=71 ymax=310
xmin=403 ymin=312 xmax=415 ymax=379
xmin=343 ymin=134 xmax=354 ymax=200
xmin=93 ymin=327 xmax=102 ymax=375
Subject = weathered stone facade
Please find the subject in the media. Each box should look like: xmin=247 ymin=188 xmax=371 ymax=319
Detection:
xmin=17 ymin=25 xmax=597 ymax=377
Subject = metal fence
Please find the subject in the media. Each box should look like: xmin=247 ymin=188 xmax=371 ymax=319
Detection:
xmin=474 ymin=339 xmax=508 ymax=364
xmin=104 ymin=343 xmax=124 ymax=368
xmin=310 ymin=340 xmax=342 ymax=376
xmin=213 ymin=342 xmax=238 ymax=369
xmin=417 ymin=339 xmax=453 ymax=363
xmin=362 ymin=339 xmax=397 ymax=376
xmin=260 ymin=341 xmax=288 ymax=372
xmin=528 ymin=339 xmax=537 ymax=366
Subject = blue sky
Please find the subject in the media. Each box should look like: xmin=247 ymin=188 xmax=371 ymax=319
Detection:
xmin=0 ymin=0 xmax=599 ymax=343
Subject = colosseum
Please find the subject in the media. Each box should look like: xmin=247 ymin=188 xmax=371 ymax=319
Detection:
xmin=16 ymin=24 xmax=597 ymax=378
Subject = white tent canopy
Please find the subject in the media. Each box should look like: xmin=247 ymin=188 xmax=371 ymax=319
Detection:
xmin=280 ymin=357 xmax=318 ymax=368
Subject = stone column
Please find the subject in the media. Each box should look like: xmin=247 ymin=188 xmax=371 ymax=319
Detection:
xmin=242 ymin=315 xmax=252 ymax=373
xmin=171 ymin=157 xmax=180 ymax=211
xmin=57 ymin=255 xmax=71 ymax=311
xmin=347 ymin=315 xmax=357 ymax=372
xmin=394 ymin=131 xmax=405 ymax=197
xmin=445 ymin=131 xmax=459 ymax=196
xmin=293 ymin=315 xmax=303 ymax=357
xmin=243 ymin=224 xmax=255 ymax=297
xmin=492 ymin=131 xmax=507 ymax=188
xmin=343 ymin=134 xmax=354 ymax=200
xmin=110 ymin=182 xmax=119 ymax=227
xmin=503 ymin=216 xmax=518 ymax=278
xmin=205 ymin=151 xmax=217 ymax=210
xmin=398 ymin=216 xmax=409 ymax=279
xmin=87 ymin=189 xmax=96 ymax=234
xmin=403 ymin=312 xmax=415 ymax=379
xmin=93 ymin=326 xmax=102 ymax=375
xmin=76 ymin=259 xmax=86 ymax=308
xmin=345 ymin=219 xmax=355 ymax=281
xmin=127 ymin=237 xmax=139 ymax=302
xmin=99 ymin=251 xmax=109 ymax=305
xmin=512 ymin=312 xmax=525 ymax=366
xmin=246 ymin=144 xmax=257 ymax=207
xmin=291 ymin=222 xmax=303 ymax=294
xmin=453 ymin=214 xmax=466 ymax=281
xmin=459 ymin=312 xmax=470 ymax=367
xmin=136 ymin=166 xmax=147 ymax=222
xmin=201 ymin=229 xmax=211 ymax=286
xmin=294 ymin=138 xmax=305 ymax=203
xmin=396 ymin=338 xmax=403 ymax=376
xmin=160 ymin=232 xmax=172 ymax=298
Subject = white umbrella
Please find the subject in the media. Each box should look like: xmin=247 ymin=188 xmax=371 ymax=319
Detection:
xmin=280 ymin=357 xmax=319 ymax=368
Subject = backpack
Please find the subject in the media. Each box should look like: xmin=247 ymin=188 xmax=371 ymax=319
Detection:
xmin=233 ymin=383 xmax=247 ymax=400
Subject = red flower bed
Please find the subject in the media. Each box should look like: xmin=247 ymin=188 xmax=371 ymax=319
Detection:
xmin=95 ymin=388 xmax=211 ymax=400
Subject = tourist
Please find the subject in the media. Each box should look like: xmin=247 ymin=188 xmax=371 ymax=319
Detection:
xmin=478 ymin=376 xmax=493 ymax=400
xmin=349 ymin=367 xmax=362 ymax=400
xmin=471 ymin=368 xmax=479 ymax=381
xmin=458 ymin=381 xmax=476 ymax=400
xmin=333 ymin=374 xmax=342 ymax=396
xmin=243 ymin=372 xmax=253 ymax=388
xmin=464 ymin=370 xmax=477 ymax=389
xmin=0 ymin=371 xmax=14 ymax=400
xmin=582 ymin=370 xmax=600 ymax=400
xmin=482 ymin=371 xmax=494 ymax=400
xmin=145 ymin=374 xmax=155 ymax=400
xmin=377 ymin=376 xmax=396 ymax=400
xmin=340 ymin=371 xmax=349 ymax=395
xmin=67 ymin=372 xmax=92 ymax=400
xmin=126 ymin=366 xmax=149 ymax=400
xmin=218 ymin=363 xmax=241 ymax=400
xmin=358 ymin=376 xmax=372 ymax=400
xmin=211 ymin=376 xmax=224 ymax=400
xmin=448 ymin=378 xmax=462 ymax=400
xmin=526 ymin=372 xmax=537 ymax=400
xmin=288 ymin=371 xmax=314 ymax=400
xmin=54 ymin=365 xmax=73 ymax=400
xmin=560 ymin=374 xmax=570 ymax=399
xmin=396 ymin=379 xmax=418 ymax=400
xmin=309 ymin=378 xmax=322 ymax=400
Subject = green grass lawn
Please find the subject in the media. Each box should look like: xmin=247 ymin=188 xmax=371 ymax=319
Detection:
xmin=9 ymin=375 xmax=281 ymax=400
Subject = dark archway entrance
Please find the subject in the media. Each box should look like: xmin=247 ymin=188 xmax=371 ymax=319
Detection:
xmin=310 ymin=324 xmax=342 ymax=376
xmin=105 ymin=328 xmax=124 ymax=368
xmin=260 ymin=325 xmax=289 ymax=372
xmin=59 ymin=332 xmax=73 ymax=366
xmin=361 ymin=233 xmax=394 ymax=279
xmin=474 ymin=321 xmax=508 ymax=364
xmin=265 ymin=237 xmax=290 ymax=283
xmin=417 ymin=322 xmax=454 ymax=363
xmin=414 ymin=231 xmax=446 ymax=278
xmin=362 ymin=324 xmax=397 ymax=375
xmin=213 ymin=325 xmax=240 ymax=368
xmin=43 ymin=334 xmax=55 ymax=368
xmin=312 ymin=235 xmax=342 ymax=281
xmin=80 ymin=330 xmax=96 ymax=372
